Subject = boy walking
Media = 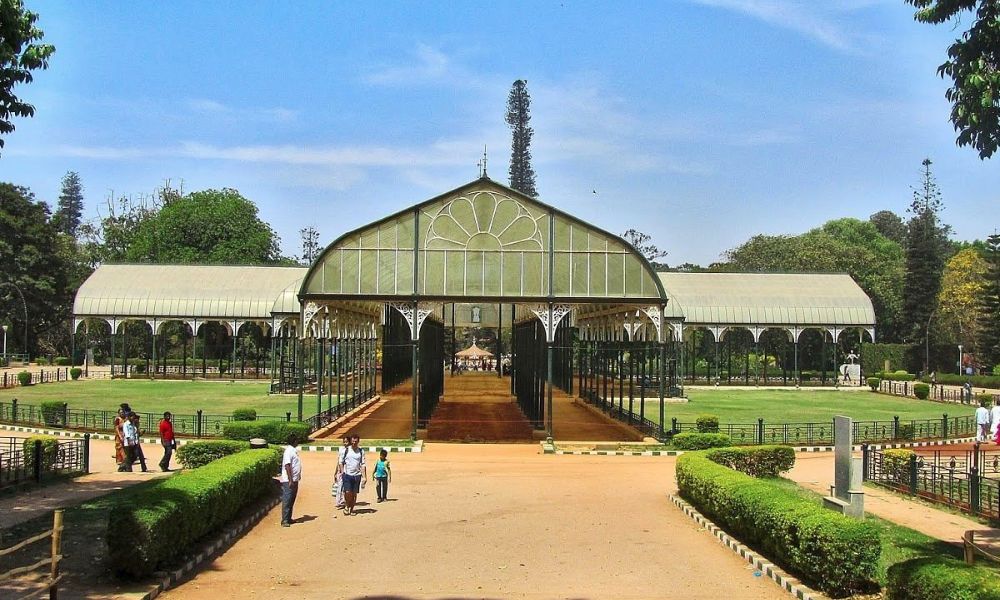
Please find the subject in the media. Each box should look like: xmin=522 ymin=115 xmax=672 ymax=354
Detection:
xmin=373 ymin=449 xmax=391 ymax=502
xmin=280 ymin=434 xmax=302 ymax=527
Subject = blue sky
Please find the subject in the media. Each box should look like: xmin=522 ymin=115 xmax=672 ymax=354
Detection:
xmin=1 ymin=0 xmax=996 ymax=265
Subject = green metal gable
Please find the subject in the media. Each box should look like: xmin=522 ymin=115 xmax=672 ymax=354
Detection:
xmin=301 ymin=178 xmax=665 ymax=302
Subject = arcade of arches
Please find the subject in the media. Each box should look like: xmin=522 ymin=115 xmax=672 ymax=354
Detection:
xmin=72 ymin=178 xmax=876 ymax=442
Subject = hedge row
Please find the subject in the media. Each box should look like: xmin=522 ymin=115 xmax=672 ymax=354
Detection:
xmin=923 ymin=373 xmax=1000 ymax=389
xmin=175 ymin=440 xmax=251 ymax=469
xmin=704 ymin=445 xmax=795 ymax=478
xmin=107 ymin=447 xmax=281 ymax=577
xmin=887 ymin=556 xmax=1000 ymax=600
xmin=676 ymin=451 xmax=880 ymax=597
xmin=877 ymin=371 xmax=917 ymax=382
xmin=672 ymin=432 xmax=731 ymax=450
xmin=222 ymin=420 xmax=310 ymax=445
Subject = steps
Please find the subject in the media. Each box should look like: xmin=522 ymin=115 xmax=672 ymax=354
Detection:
xmin=426 ymin=374 xmax=535 ymax=442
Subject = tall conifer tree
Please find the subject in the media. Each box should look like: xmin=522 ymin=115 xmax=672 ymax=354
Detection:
xmin=902 ymin=158 xmax=950 ymax=345
xmin=505 ymin=80 xmax=537 ymax=197
xmin=54 ymin=170 xmax=83 ymax=236
xmin=979 ymin=233 xmax=1000 ymax=368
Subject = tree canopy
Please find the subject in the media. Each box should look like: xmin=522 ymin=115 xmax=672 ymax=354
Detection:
xmin=869 ymin=210 xmax=907 ymax=245
xmin=936 ymin=247 xmax=987 ymax=350
xmin=906 ymin=1 xmax=1000 ymax=159
xmin=979 ymin=233 xmax=1000 ymax=367
xmin=622 ymin=228 xmax=669 ymax=270
xmin=0 ymin=0 xmax=55 ymax=152
xmin=125 ymin=188 xmax=281 ymax=264
xmin=54 ymin=170 xmax=84 ymax=237
xmin=505 ymin=80 xmax=538 ymax=197
xmin=902 ymin=159 xmax=950 ymax=344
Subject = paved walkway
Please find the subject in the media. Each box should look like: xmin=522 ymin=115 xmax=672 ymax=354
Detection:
xmin=788 ymin=452 xmax=998 ymax=549
xmin=0 ymin=432 xmax=172 ymax=530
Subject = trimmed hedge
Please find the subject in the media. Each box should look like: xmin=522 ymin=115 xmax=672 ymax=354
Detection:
xmin=22 ymin=436 xmax=60 ymax=472
xmin=40 ymin=400 xmax=65 ymax=426
xmin=976 ymin=393 xmax=994 ymax=406
xmin=231 ymin=408 xmax=257 ymax=421
xmin=672 ymin=432 xmax=731 ymax=450
xmin=695 ymin=414 xmax=720 ymax=433
xmin=923 ymin=373 xmax=1000 ymax=388
xmin=705 ymin=445 xmax=795 ymax=477
xmin=867 ymin=376 xmax=880 ymax=391
xmin=222 ymin=420 xmax=310 ymax=445
xmin=70 ymin=367 xmax=83 ymax=380
xmin=107 ymin=447 xmax=281 ymax=578
xmin=676 ymin=452 xmax=880 ymax=597
xmin=175 ymin=440 xmax=251 ymax=469
xmin=913 ymin=383 xmax=930 ymax=400
xmin=880 ymin=371 xmax=917 ymax=382
xmin=54 ymin=356 xmax=71 ymax=366
xmin=883 ymin=449 xmax=914 ymax=484
xmin=887 ymin=556 xmax=1000 ymax=600
xmin=17 ymin=371 xmax=31 ymax=386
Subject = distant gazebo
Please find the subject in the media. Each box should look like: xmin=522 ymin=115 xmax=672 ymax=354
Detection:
xmin=455 ymin=341 xmax=494 ymax=360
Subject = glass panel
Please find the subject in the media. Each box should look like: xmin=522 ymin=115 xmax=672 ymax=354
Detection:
xmin=422 ymin=250 xmax=445 ymax=295
xmin=571 ymin=225 xmax=589 ymax=251
xmin=484 ymin=251 xmax=502 ymax=296
xmin=552 ymin=252 xmax=570 ymax=295
xmin=467 ymin=250 xmax=484 ymax=296
xmin=522 ymin=252 xmax=544 ymax=296
xmin=397 ymin=214 xmax=415 ymax=247
xmin=590 ymin=253 xmax=607 ymax=296
xmin=607 ymin=253 xmax=625 ymax=295
xmin=625 ymin=255 xmax=643 ymax=296
xmin=502 ymin=251 xmax=522 ymax=295
xmin=378 ymin=222 xmax=397 ymax=249
xmin=396 ymin=250 xmax=413 ymax=295
xmin=571 ymin=252 xmax=589 ymax=296
xmin=378 ymin=249 xmax=395 ymax=293
xmin=446 ymin=251 xmax=465 ymax=296
xmin=359 ymin=250 xmax=377 ymax=294
xmin=552 ymin=218 xmax=571 ymax=251
xmin=342 ymin=249 xmax=359 ymax=293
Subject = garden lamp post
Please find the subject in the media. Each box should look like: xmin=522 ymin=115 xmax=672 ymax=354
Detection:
xmin=958 ymin=344 xmax=963 ymax=376
xmin=0 ymin=283 xmax=28 ymax=362
xmin=2 ymin=324 xmax=7 ymax=362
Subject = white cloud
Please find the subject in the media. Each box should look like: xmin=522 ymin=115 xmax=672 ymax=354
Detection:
xmin=689 ymin=0 xmax=880 ymax=52
xmin=185 ymin=98 xmax=299 ymax=123
xmin=364 ymin=44 xmax=457 ymax=86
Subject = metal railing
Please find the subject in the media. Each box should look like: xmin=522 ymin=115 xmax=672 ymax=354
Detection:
xmin=0 ymin=368 xmax=75 ymax=389
xmin=0 ymin=400 xmax=289 ymax=439
xmin=0 ymin=436 xmax=89 ymax=487
xmin=303 ymin=386 xmax=377 ymax=432
xmin=864 ymin=444 xmax=1000 ymax=520
xmin=879 ymin=380 xmax=1000 ymax=405
xmin=578 ymin=389 xmax=663 ymax=440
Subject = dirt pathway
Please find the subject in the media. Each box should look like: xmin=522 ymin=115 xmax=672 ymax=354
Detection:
xmin=161 ymin=444 xmax=785 ymax=600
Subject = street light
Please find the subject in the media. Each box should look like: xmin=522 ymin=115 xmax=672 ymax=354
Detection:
xmin=958 ymin=344 xmax=963 ymax=376
xmin=0 ymin=282 xmax=28 ymax=362
xmin=2 ymin=324 xmax=7 ymax=364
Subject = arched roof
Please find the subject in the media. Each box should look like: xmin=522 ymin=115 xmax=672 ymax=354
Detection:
xmin=657 ymin=272 xmax=876 ymax=327
xmin=74 ymin=264 xmax=307 ymax=321
xmin=300 ymin=178 xmax=667 ymax=303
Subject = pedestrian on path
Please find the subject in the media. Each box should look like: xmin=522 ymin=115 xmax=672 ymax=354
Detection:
xmin=120 ymin=413 xmax=138 ymax=472
xmin=280 ymin=434 xmax=302 ymax=527
xmin=340 ymin=435 xmax=367 ymax=516
xmin=113 ymin=404 xmax=130 ymax=468
xmin=129 ymin=412 xmax=149 ymax=472
xmin=975 ymin=399 xmax=991 ymax=442
xmin=158 ymin=412 xmax=175 ymax=471
xmin=373 ymin=448 xmax=391 ymax=502
xmin=333 ymin=435 xmax=349 ymax=509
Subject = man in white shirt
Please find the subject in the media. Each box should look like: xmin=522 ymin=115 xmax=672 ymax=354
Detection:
xmin=279 ymin=435 xmax=302 ymax=527
xmin=339 ymin=435 xmax=367 ymax=516
xmin=975 ymin=400 xmax=991 ymax=442
xmin=121 ymin=416 xmax=138 ymax=472
xmin=990 ymin=401 xmax=1000 ymax=444
xmin=333 ymin=436 xmax=349 ymax=509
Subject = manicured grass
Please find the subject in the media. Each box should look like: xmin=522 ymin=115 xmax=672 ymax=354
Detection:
xmin=0 ymin=379 xmax=303 ymax=417
xmin=642 ymin=389 xmax=963 ymax=424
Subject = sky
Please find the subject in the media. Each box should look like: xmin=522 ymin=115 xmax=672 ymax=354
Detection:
xmin=1 ymin=0 xmax=997 ymax=266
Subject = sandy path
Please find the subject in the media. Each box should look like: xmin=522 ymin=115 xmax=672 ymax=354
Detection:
xmin=161 ymin=444 xmax=784 ymax=600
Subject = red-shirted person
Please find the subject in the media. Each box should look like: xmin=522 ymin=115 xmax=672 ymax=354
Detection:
xmin=158 ymin=412 xmax=176 ymax=472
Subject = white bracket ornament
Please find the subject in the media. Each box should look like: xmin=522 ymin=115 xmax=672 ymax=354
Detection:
xmin=390 ymin=302 xmax=434 ymax=340
xmin=641 ymin=306 xmax=665 ymax=343
xmin=530 ymin=304 xmax=572 ymax=343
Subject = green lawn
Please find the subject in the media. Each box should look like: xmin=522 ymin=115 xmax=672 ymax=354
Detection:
xmin=640 ymin=389 xmax=965 ymax=424
xmin=0 ymin=379 xmax=303 ymax=417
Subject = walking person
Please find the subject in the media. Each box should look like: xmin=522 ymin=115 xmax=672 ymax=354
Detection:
xmin=991 ymin=402 xmax=1000 ymax=444
xmin=129 ymin=412 xmax=149 ymax=472
xmin=113 ymin=404 xmax=130 ymax=470
xmin=373 ymin=449 xmax=391 ymax=502
xmin=333 ymin=435 xmax=349 ymax=509
xmin=158 ymin=412 xmax=176 ymax=472
xmin=280 ymin=434 xmax=302 ymax=527
xmin=121 ymin=413 xmax=138 ymax=472
xmin=339 ymin=435 xmax=367 ymax=516
xmin=975 ymin=399 xmax=991 ymax=442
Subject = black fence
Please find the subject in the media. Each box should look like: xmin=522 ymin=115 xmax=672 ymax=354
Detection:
xmin=879 ymin=380 xmax=1000 ymax=405
xmin=110 ymin=364 xmax=273 ymax=379
xmin=579 ymin=389 xmax=662 ymax=440
xmin=0 ymin=436 xmax=89 ymax=487
xmin=864 ymin=444 xmax=1000 ymax=520
xmin=0 ymin=400 xmax=289 ymax=439
xmin=667 ymin=414 xmax=976 ymax=446
xmin=303 ymin=386 xmax=377 ymax=432
xmin=0 ymin=368 xmax=75 ymax=389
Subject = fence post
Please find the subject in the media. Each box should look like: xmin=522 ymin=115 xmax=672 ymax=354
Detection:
xmin=904 ymin=381 xmax=909 ymax=396
xmin=908 ymin=453 xmax=918 ymax=496
xmin=33 ymin=439 xmax=43 ymax=483
xmin=893 ymin=415 xmax=900 ymax=440
xmin=971 ymin=467 xmax=981 ymax=514
xmin=50 ymin=509 xmax=64 ymax=600
xmin=286 ymin=411 xmax=291 ymax=422
xmin=196 ymin=409 xmax=203 ymax=438
xmin=942 ymin=414 xmax=948 ymax=439
xmin=11 ymin=397 xmax=17 ymax=423
xmin=62 ymin=402 xmax=68 ymax=428
xmin=861 ymin=443 xmax=869 ymax=482
xmin=757 ymin=418 xmax=764 ymax=445
xmin=83 ymin=433 xmax=90 ymax=474
xmin=671 ymin=417 xmax=678 ymax=434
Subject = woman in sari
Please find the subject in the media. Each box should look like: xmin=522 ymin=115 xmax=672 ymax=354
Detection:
xmin=114 ymin=403 xmax=131 ymax=470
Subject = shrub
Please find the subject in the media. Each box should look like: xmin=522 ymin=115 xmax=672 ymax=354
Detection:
xmin=107 ymin=447 xmax=281 ymax=578
xmin=222 ymin=420 xmax=310 ymax=445
xmin=913 ymin=383 xmax=930 ymax=400
xmin=894 ymin=369 xmax=909 ymax=375
xmin=35 ymin=357 xmax=48 ymax=366
xmin=705 ymin=446 xmax=795 ymax=477
xmin=22 ymin=436 xmax=60 ymax=472
xmin=17 ymin=371 xmax=32 ymax=386
xmin=176 ymin=440 xmax=251 ymax=469
xmin=54 ymin=356 xmax=71 ymax=366
xmin=886 ymin=556 xmax=1000 ymax=600
xmin=231 ymin=408 xmax=257 ymax=421
xmin=867 ymin=376 xmax=881 ymax=391
xmin=676 ymin=452 xmax=880 ymax=596
xmin=40 ymin=400 xmax=65 ymax=426
xmin=976 ymin=392 xmax=994 ymax=407
xmin=896 ymin=424 xmax=915 ymax=440
xmin=994 ymin=364 xmax=1000 ymax=377
xmin=70 ymin=367 xmax=83 ymax=380
xmin=883 ymin=449 xmax=915 ymax=484
xmin=672 ymin=432 xmax=731 ymax=450
xmin=882 ymin=371 xmax=917 ymax=382
xmin=695 ymin=414 xmax=720 ymax=433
